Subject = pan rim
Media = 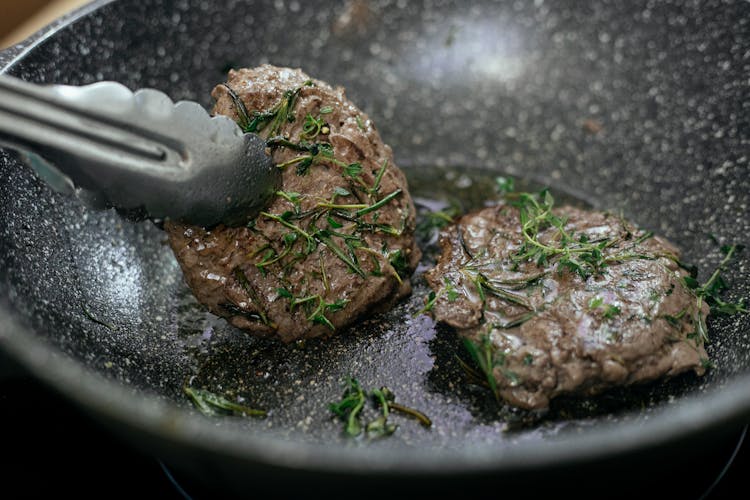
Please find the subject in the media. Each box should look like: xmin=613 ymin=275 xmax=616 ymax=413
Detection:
xmin=1 ymin=0 xmax=749 ymax=476
xmin=2 ymin=306 xmax=750 ymax=474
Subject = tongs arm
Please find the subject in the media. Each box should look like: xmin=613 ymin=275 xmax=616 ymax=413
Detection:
xmin=0 ymin=75 xmax=279 ymax=227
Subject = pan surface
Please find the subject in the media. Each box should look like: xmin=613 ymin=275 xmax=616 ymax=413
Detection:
xmin=1 ymin=0 xmax=749 ymax=486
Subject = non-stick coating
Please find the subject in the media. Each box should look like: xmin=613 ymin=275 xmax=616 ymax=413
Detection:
xmin=1 ymin=0 xmax=749 ymax=485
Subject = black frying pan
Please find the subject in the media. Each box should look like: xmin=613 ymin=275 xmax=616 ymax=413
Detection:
xmin=1 ymin=0 xmax=749 ymax=495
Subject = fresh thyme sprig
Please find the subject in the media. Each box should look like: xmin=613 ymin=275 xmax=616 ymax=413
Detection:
xmin=682 ymin=244 xmax=747 ymax=342
xmin=278 ymin=287 xmax=348 ymax=330
xmin=222 ymin=80 xmax=312 ymax=137
xmin=329 ymin=378 xmax=431 ymax=438
xmin=506 ymin=189 xmax=653 ymax=279
xmin=328 ymin=377 xmax=366 ymax=437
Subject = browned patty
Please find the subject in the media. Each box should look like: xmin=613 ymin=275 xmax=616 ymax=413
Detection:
xmin=166 ymin=65 xmax=419 ymax=343
xmin=425 ymin=200 xmax=708 ymax=409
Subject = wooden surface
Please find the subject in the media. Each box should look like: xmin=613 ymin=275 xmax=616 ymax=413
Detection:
xmin=0 ymin=0 xmax=91 ymax=49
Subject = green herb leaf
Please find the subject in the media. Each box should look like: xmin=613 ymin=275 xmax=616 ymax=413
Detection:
xmin=344 ymin=162 xmax=363 ymax=178
xmin=603 ymin=304 xmax=621 ymax=319
xmin=355 ymin=115 xmax=365 ymax=131
xmin=184 ymin=386 xmax=266 ymax=418
xmin=588 ymin=296 xmax=604 ymax=309
xmin=333 ymin=186 xmax=351 ymax=197
xmin=329 ymin=377 xmax=366 ymax=437
xmin=495 ymin=176 xmax=515 ymax=194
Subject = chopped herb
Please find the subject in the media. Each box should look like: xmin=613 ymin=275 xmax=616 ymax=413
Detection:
xmin=314 ymin=230 xmax=366 ymax=278
xmin=685 ymin=244 xmax=747 ymax=341
xmin=589 ymin=296 xmax=604 ymax=309
xmin=255 ymin=247 xmax=277 ymax=275
xmin=301 ymin=112 xmax=330 ymax=140
xmin=320 ymin=105 xmax=334 ymax=114
xmin=495 ymin=176 xmax=515 ymax=194
xmin=333 ymin=186 xmax=350 ymax=197
xmin=369 ymin=159 xmax=389 ymax=196
xmin=388 ymin=401 xmax=432 ymax=428
xmin=330 ymin=379 xmax=431 ymax=438
xmin=588 ymin=296 xmax=620 ymax=319
xmin=327 ymin=216 xmax=343 ymax=229
xmin=661 ymin=308 xmax=688 ymax=328
xmin=492 ymin=311 xmax=537 ymax=329
xmin=233 ymin=268 xmax=274 ymax=327
xmin=81 ymin=303 xmax=115 ymax=331
xmin=387 ymin=248 xmax=409 ymax=278
xmin=356 ymin=188 xmax=402 ymax=217
xmin=523 ymin=353 xmax=534 ymax=365
xmin=276 ymin=190 xmax=303 ymax=210
xmin=219 ymin=83 xmax=252 ymax=131
xmin=281 ymin=290 xmax=349 ymax=331
xmin=184 ymin=386 xmax=266 ymax=418
xmin=367 ymin=387 xmax=397 ymax=438
xmin=462 ymin=335 xmax=499 ymax=397
xmin=444 ymin=277 xmax=460 ymax=301
xmin=505 ymin=189 xmax=653 ymax=279
xmin=417 ymin=291 xmax=439 ymax=316
xmin=603 ymin=304 xmax=621 ymax=319
xmin=461 ymin=267 xmax=534 ymax=309
xmin=355 ymin=115 xmax=365 ymax=130
xmin=344 ymin=162 xmax=363 ymax=178
xmin=329 ymin=377 xmax=366 ymax=437
xmin=416 ymin=205 xmax=458 ymax=243
xmin=249 ymin=86 xmax=303 ymax=136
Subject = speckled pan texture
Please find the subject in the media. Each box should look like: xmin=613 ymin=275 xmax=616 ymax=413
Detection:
xmin=1 ymin=0 xmax=749 ymax=481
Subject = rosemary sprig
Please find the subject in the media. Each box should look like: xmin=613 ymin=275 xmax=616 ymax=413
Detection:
xmin=184 ymin=386 xmax=266 ymax=418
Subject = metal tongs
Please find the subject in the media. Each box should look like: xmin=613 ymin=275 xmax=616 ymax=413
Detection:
xmin=0 ymin=75 xmax=279 ymax=227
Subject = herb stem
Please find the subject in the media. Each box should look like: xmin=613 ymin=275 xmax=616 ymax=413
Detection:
xmin=261 ymin=212 xmax=314 ymax=242
xmin=388 ymin=402 xmax=433 ymax=428
xmin=356 ymin=189 xmax=402 ymax=217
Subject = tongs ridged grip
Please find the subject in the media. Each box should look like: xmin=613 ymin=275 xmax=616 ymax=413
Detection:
xmin=0 ymin=75 xmax=279 ymax=227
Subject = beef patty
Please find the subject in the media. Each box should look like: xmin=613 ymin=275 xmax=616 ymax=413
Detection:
xmin=425 ymin=191 xmax=708 ymax=409
xmin=166 ymin=65 xmax=419 ymax=343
